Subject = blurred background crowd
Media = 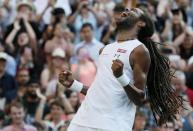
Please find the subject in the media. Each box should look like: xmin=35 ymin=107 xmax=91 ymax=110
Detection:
xmin=0 ymin=0 xmax=193 ymax=130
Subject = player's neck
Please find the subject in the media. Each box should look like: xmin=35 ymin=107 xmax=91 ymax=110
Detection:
xmin=117 ymin=29 xmax=137 ymax=42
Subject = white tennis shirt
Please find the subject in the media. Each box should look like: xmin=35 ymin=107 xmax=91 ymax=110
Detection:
xmin=71 ymin=39 xmax=143 ymax=131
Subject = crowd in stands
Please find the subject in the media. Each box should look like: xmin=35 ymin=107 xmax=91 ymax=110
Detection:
xmin=0 ymin=0 xmax=193 ymax=130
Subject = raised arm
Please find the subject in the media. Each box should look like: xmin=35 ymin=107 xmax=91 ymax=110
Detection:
xmin=36 ymin=0 xmax=54 ymax=22
xmin=58 ymin=70 xmax=88 ymax=96
xmin=35 ymin=89 xmax=46 ymax=129
xmin=111 ymin=45 xmax=150 ymax=106
xmin=56 ymin=83 xmax=74 ymax=113
xmin=67 ymin=2 xmax=83 ymax=24
xmin=5 ymin=20 xmax=20 ymax=53
xmin=23 ymin=14 xmax=37 ymax=55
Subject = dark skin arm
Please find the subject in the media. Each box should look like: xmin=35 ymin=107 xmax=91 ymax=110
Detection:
xmin=59 ymin=70 xmax=88 ymax=95
xmin=111 ymin=45 xmax=150 ymax=106
xmin=58 ymin=47 xmax=105 ymax=95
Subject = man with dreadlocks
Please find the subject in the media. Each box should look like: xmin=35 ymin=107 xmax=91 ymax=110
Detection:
xmin=59 ymin=8 xmax=183 ymax=131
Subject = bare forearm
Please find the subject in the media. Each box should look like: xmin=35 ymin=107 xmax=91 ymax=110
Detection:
xmin=90 ymin=9 xmax=101 ymax=24
xmin=24 ymin=21 xmax=37 ymax=41
xmin=173 ymin=33 xmax=185 ymax=47
xmin=6 ymin=29 xmax=18 ymax=45
xmin=24 ymin=21 xmax=37 ymax=54
xmin=35 ymin=99 xmax=46 ymax=123
xmin=68 ymin=11 xmax=79 ymax=24
xmin=59 ymin=94 xmax=74 ymax=113
xmin=123 ymin=83 xmax=145 ymax=106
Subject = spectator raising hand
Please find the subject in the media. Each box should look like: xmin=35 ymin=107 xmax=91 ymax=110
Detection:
xmin=35 ymin=83 xmax=73 ymax=130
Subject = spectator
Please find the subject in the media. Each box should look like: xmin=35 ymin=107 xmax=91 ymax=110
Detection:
xmin=178 ymin=27 xmax=193 ymax=61
xmin=3 ymin=102 xmax=37 ymax=131
xmin=0 ymin=109 xmax=5 ymax=128
xmin=0 ymin=52 xmax=17 ymax=103
xmin=41 ymin=48 xmax=68 ymax=90
xmin=17 ymin=45 xmax=40 ymax=80
xmin=22 ymin=81 xmax=46 ymax=125
xmin=34 ymin=0 xmax=71 ymax=24
xmin=16 ymin=68 xmax=30 ymax=102
xmin=16 ymin=68 xmax=30 ymax=89
xmin=171 ymin=8 xmax=186 ymax=41
xmin=172 ymin=70 xmax=193 ymax=109
xmin=74 ymin=23 xmax=104 ymax=64
xmin=0 ymin=42 xmax=16 ymax=77
xmin=0 ymin=3 xmax=9 ymax=34
xmin=35 ymin=84 xmax=74 ymax=131
xmin=44 ymin=23 xmax=73 ymax=62
xmin=35 ymin=0 xmax=57 ymax=24
xmin=160 ymin=121 xmax=176 ymax=131
xmin=183 ymin=111 xmax=193 ymax=131
xmin=68 ymin=1 xmax=99 ymax=43
xmin=100 ymin=4 xmax=124 ymax=45
xmin=4 ymin=0 xmax=40 ymax=55
xmin=160 ymin=42 xmax=186 ymax=71
xmin=71 ymin=46 xmax=96 ymax=101
xmin=133 ymin=111 xmax=147 ymax=131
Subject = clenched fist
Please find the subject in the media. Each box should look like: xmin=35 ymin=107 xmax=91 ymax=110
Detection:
xmin=59 ymin=70 xmax=74 ymax=88
xmin=111 ymin=59 xmax=124 ymax=78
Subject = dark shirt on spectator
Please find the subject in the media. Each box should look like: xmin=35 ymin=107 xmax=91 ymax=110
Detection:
xmin=179 ymin=46 xmax=193 ymax=60
xmin=0 ymin=73 xmax=17 ymax=103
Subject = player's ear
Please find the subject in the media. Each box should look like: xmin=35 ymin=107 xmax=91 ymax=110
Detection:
xmin=121 ymin=12 xmax=128 ymax=17
xmin=137 ymin=21 xmax=146 ymax=28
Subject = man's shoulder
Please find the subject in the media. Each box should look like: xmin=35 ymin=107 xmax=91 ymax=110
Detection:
xmin=76 ymin=41 xmax=84 ymax=47
xmin=74 ymin=42 xmax=84 ymax=52
xmin=132 ymin=44 xmax=149 ymax=57
xmin=2 ymin=73 xmax=14 ymax=79
xmin=93 ymin=39 xmax=104 ymax=46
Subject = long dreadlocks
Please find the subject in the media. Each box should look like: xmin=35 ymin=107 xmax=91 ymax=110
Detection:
xmin=138 ymin=13 xmax=183 ymax=125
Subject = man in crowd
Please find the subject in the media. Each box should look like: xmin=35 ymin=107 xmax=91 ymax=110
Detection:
xmin=0 ymin=52 xmax=17 ymax=103
xmin=74 ymin=23 xmax=104 ymax=64
xmin=3 ymin=102 xmax=37 ymax=131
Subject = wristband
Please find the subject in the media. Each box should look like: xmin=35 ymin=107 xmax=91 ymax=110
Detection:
xmin=70 ymin=80 xmax=83 ymax=92
xmin=117 ymin=73 xmax=130 ymax=87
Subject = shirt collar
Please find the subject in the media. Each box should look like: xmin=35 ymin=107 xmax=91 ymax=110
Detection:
xmin=50 ymin=120 xmax=65 ymax=128
xmin=84 ymin=38 xmax=95 ymax=45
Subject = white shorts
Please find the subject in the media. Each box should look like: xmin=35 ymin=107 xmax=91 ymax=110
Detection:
xmin=67 ymin=123 xmax=110 ymax=131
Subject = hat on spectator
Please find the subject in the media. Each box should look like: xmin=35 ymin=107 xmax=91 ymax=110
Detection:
xmin=17 ymin=0 xmax=33 ymax=11
xmin=0 ymin=52 xmax=7 ymax=61
xmin=52 ymin=48 xmax=66 ymax=58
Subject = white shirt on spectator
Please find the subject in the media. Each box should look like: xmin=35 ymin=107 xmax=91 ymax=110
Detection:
xmin=0 ymin=98 xmax=6 ymax=110
xmin=44 ymin=120 xmax=65 ymax=131
xmin=46 ymin=79 xmax=57 ymax=97
xmin=188 ymin=56 xmax=193 ymax=65
xmin=75 ymin=38 xmax=104 ymax=64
